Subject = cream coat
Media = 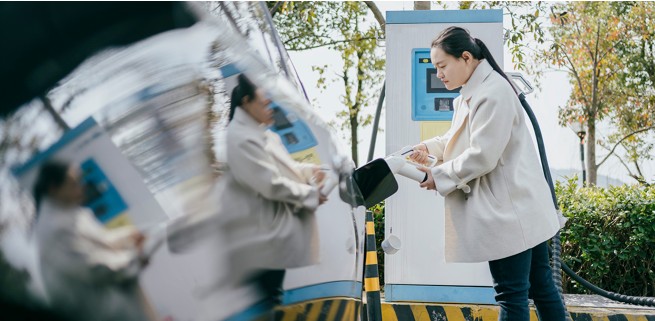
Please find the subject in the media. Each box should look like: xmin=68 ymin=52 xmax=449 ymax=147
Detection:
xmin=216 ymin=108 xmax=320 ymax=271
xmin=422 ymin=59 xmax=560 ymax=263
xmin=34 ymin=199 xmax=151 ymax=321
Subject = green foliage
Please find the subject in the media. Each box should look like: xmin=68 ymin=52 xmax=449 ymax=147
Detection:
xmin=557 ymin=177 xmax=655 ymax=296
xmin=435 ymin=1 xmax=550 ymax=71
xmin=529 ymin=1 xmax=655 ymax=185
xmin=369 ymin=202 xmax=385 ymax=287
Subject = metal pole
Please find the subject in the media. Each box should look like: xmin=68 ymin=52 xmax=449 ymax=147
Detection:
xmin=367 ymin=82 xmax=385 ymax=163
xmin=580 ymin=137 xmax=586 ymax=184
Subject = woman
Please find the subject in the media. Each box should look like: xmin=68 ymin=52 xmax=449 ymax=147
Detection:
xmin=32 ymin=160 xmax=154 ymax=321
xmin=410 ymin=27 xmax=567 ymax=321
xmin=217 ymin=74 xmax=327 ymax=308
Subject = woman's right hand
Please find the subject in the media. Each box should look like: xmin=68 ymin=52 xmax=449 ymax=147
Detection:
xmin=319 ymin=194 xmax=328 ymax=205
xmin=410 ymin=143 xmax=430 ymax=165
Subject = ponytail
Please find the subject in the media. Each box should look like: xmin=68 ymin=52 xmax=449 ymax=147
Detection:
xmin=432 ymin=27 xmax=517 ymax=95
xmin=473 ymin=38 xmax=517 ymax=95
xmin=229 ymin=74 xmax=257 ymax=122
xmin=33 ymin=160 xmax=70 ymax=214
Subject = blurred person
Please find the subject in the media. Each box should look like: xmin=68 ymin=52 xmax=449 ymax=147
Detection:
xmin=32 ymin=160 xmax=155 ymax=321
xmin=216 ymin=74 xmax=328 ymax=314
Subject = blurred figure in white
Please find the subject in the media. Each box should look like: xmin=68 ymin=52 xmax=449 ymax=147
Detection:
xmin=32 ymin=160 xmax=155 ymax=321
xmin=216 ymin=74 xmax=328 ymax=316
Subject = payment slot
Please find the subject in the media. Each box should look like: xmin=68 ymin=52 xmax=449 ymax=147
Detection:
xmin=412 ymin=48 xmax=460 ymax=121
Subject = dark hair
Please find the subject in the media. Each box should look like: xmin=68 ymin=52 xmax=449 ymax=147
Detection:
xmin=431 ymin=26 xmax=517 ymax=95
xmin=229 ymin=74 xmax=258 ymax=121
xmin=33 ymin=160 xmax=70 ymax=211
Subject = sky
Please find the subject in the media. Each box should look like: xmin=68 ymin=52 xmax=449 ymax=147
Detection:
xmin=287 ymin=1 xmax=654 ymax=187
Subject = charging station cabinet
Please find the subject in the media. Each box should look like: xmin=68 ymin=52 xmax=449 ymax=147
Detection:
xmin=385 ymin=9 xmax=504 ymax=304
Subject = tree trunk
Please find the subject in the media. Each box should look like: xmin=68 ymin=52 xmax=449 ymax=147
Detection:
xmin=351 ymin=115 xmax=359 ymax=167
xmin=587 ymin=117 xmax=597 ymax=185
xmin=413 ymin=1 xmax=431 ymax=10
xmin=351 ymin=49 xmax=365 ymax=167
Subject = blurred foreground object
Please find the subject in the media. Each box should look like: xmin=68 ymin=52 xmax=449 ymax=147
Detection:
xmin=32 ymin=160 xmax=155 ymax=321
xmin=0 ymin=2 xmax=196 ymax=116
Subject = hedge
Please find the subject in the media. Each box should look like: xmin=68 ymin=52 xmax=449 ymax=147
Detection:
xmin=557 ymin=178 xmax=655 ymax=296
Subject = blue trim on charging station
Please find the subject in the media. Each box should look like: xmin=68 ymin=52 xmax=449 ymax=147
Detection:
xmin=282 ymin=280 xmax=362 ymax=305
xmin=387 ymin=9 xmax=503 ymax=25
xmin=220 ymin=63 xmax=241 ymax=78
xmin=385 ymin=284 xmax=496 ymax=305
xmin=11 ymin=117 xmax=99 ymax=178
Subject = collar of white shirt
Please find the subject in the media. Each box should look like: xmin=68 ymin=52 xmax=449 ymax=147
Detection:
xmin=459 ymin=59 xmax=494 ymax=102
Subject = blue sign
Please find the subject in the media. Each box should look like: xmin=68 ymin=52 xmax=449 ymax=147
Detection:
xmin=80 ymin=159 xmax=128 ymax=223
xmin=269 ymin=104 xmax=318 ymax=154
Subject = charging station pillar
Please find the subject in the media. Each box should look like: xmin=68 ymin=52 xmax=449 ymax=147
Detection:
xmin=384 ymin=9 xmax=504 ymax=304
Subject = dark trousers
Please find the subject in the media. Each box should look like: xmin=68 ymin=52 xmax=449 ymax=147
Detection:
xmin=255 ymin=269 xmax=286 ymax=305
xmin=488 ymin=241 xmax=567 ymax=321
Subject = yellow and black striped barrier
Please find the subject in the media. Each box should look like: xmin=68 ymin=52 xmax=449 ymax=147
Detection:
xmin=273 ymin=298 xmax=361 ymax=321
xmin=379 ymin=301 xmax=655 ymax=321
xmin=363 ymin=210 xmax=383 ymax=321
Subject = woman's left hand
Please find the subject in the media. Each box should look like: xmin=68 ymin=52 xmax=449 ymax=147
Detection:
xmin=418 ymin=166 xmax=436 ymax=190
xmin=311 ymin=166 xmax=327 ymax=186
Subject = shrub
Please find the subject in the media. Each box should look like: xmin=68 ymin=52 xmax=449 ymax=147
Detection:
xmin=557 ymin=178 xmax=655 ymax=296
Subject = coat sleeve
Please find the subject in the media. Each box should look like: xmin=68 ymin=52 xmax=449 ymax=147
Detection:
xmin=230 ymin=136 xmax=320 ymax=211
xmin=421 ymin=134 xmax=451 ymax=162
xmin=431 ymin=94 xmax=516 ymax=196
xmin=52 ymin=216 xmax=141 ymax=285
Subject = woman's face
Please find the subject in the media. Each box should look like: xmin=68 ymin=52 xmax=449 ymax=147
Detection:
xmin=430 ymin=47 xmax=478 ymax=90
xmin=49 ymin=166 xmax=84 ymax=207
xmin=242 ymin=89 xmax=273 ymax=125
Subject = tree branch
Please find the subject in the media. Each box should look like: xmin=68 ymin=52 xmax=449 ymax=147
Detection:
xmin=269 ymin=1 xmax=284 ymax=17
xmin=611 ymin=151 xmax=639 ymax=180
xmin=597 ymin=125 xmax=655 ymax=167
xmin=287 ymin=38 xmax=378 ymax=51
xmin=40 ymin=95 xmax=70 ymax=131
xmin=558 ymin=46 xmax=591 ymax=106
xmin=364 ymin=1 xmax=385 ymax=34
xmin=572 ymin=15 xmax=595 ymax=62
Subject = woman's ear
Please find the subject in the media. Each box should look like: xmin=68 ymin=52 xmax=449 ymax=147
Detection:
xmin=241 ymin=95 xmax=250 ymax=106
xmin=461 ymin=51 xmax=473 ymax=62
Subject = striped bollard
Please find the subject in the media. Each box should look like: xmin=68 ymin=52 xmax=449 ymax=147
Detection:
xmin=364 ymin=210 xmax=382 ymax=321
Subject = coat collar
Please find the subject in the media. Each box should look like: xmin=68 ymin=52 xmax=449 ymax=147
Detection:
xmin=459 ymin=59 xmax=494 ymax=102
xmin=443 ymin=60 xmax=493 ymax=157
xmin=232 ymin=108 xmax=268 ymax=133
